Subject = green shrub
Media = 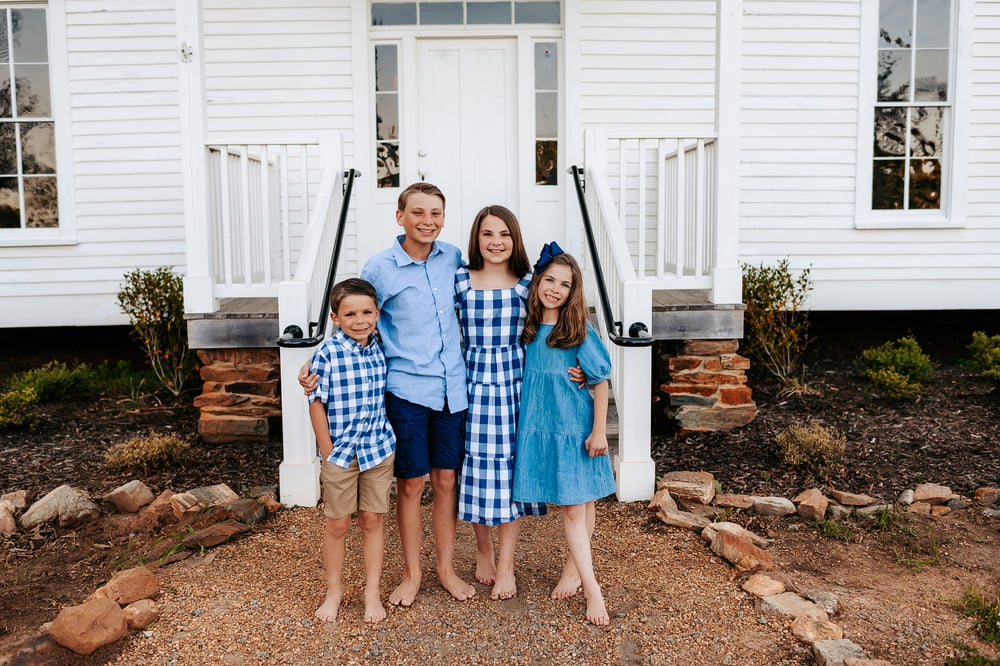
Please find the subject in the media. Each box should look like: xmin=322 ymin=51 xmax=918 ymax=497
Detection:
xmin=741 ymin=258 xmax=813 ymax=388
xmin=968 ymin=331 xmax=1000 ymax=386
xmin=857 ymin=336 xmax=935 ymax=399
xmin=104 ymin=430 xmax=196 ymax=471
xmin=92 ymin=360 xmax=153 ymax=397
xmin=7 ymin=360 xmax=96 ymax=402
xmin=116 ymin=266 xmax=195 ymax=398
xmin=958 ymin=587 xmax=1000 ymax=645
xmin=0 ymin=387 xmax=38 ymax=430
xmin=774 ymin=422 xmax=846 ymax=476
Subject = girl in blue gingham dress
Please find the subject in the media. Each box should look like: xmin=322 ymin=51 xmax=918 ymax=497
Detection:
xmin=455 ymin=206 xmax=547 ymax=601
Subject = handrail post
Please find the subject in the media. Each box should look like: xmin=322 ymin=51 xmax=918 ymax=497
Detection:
xmin=615 ymin=278 xmax=656 ymax=502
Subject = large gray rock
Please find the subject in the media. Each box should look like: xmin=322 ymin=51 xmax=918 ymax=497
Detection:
xmin=20 ymin=485 xmax=100 ymax=530
xmin=759 ymin=592 xmax=828 ymax=620
xmin=104 ymin=480 xmax=155 ymax=513
xmin=750 ymin=496 xmax=796 ymax=517
xmin=813 ymin=639 xmax=868 ymax=666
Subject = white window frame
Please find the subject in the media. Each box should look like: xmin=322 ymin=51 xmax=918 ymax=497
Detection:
xmin=0 ymin=0 xmax=75 ymax=246
xmin=854 ymin=0 xmax=971 ymax=230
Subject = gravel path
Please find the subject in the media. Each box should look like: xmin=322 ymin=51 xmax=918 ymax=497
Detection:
xmin=101 ymin=501 xmax=807 ymax=665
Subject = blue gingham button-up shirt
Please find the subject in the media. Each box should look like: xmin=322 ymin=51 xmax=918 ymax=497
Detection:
xmin=308 ymin=329 xmax=395 ymax=470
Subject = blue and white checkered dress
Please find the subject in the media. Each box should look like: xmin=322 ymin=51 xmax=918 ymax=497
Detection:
xmin=455 ymin=267 xmax=547 ymax=525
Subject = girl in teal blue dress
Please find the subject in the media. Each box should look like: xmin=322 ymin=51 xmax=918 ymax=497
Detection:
xmin=511 ymin=245 xmax=615 ymax=626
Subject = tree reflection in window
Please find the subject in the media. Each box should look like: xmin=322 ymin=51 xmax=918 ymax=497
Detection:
xmin=872 ymin=0 xmax=949 ymax=210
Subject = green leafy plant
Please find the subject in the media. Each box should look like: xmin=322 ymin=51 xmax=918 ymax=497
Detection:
xmin=815 ymin=519 xmax=860 ymax=543
xmin=116 ymin=266 xmax=195 ymax=398
xmin=741 ymin=258 xmax=813 ymax=390
xmin=7 ymin=360 xmax=96 ymax=402
xmin=968 ymin=331 xmax=1000 ymax=386
xmin=857 ymin=336 xmax=935 ymax=400
xmin=0 ymin=387 xmax=38 ymax=430
xmin=103 ymin=430 xmax=196 ymax=471
xmin=959 ymin=587 xmax=1000 ymax=645
xmin=774 ymin=422 xmax=845 ymax=477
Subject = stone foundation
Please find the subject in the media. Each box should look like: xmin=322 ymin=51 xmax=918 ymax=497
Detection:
xmin=656 ymin=339 xmax=758 ymax=435
xmin=193 ymin=349 xmax=281 ymax=443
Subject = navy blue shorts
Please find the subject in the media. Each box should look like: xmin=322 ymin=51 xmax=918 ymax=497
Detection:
xmin=385 ymin=391 xmax=466 ymax=479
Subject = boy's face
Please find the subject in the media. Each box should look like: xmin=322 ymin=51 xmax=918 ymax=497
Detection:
xmin=331 ymin=294 xmax=379 ymax=344
xmin=396 ymin=191 xmax=445 ymax=249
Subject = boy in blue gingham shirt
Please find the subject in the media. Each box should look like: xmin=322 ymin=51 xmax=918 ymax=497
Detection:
xmin=308 ymin=278 xmax=395 ymax=624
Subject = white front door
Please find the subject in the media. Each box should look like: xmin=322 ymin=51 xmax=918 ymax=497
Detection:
xmin=414 ymin=39 xmax=518 ymax=249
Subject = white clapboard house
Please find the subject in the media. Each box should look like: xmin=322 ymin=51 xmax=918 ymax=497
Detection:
xmin=3 ymin=0 xmax=998 ymax=505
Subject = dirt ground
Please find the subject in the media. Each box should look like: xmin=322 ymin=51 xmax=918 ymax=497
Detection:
xmin=1 ymin=313 xmax=999 ymax=665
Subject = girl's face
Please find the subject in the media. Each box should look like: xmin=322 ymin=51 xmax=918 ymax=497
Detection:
xmin=537 ymin=263 xmax=573 ymax=313
xmin=477 ymin=214 xmax=513 ymax=265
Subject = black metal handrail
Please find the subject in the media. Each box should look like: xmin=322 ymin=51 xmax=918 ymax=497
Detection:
xmin=276 ymin=168 xmax=360 ymax=348
xmin=569 ymin=165 xmax=654 ymax=348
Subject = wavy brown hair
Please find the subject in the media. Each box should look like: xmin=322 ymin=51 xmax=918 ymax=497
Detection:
xmin=397 ymin=182 xmax=446 ymax=211
xmin=465 ymin=205 xmax=531 ymax=278
xmin=522 ymin=253 xmax=588 ymax=349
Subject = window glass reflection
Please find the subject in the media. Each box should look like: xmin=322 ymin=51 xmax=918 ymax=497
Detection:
xmin=879 ymin=0 xmax=912 ymax=48
xmin=16 ymin=65 xmax=51 ymax=117
xmin=877 ymin=50 xmax=910 ymax=102
xmin=908 ymin=159 xmax=940 ymax=209
xmin=914 ymin=49 xmax=948 ymax=101
xmin=0 ymin=177 xmax=20 ymax=227
xmin=24 ymin=176 xmax=58 ymax=228
xmin=21 ymin=122 xmax=55 ymax=174
xmin=916 ymin=0 xmax=950 ymax=48
xmin=872 ymin=160 xmax=904 ymax=209
xmin=515 ymin=2 xmax=559 ymax=23
xmin=372 ymin=3 xmax=417 ymax=25
xmin=420 ymin=2 xmax=463 ymax=24
xmin=468 ymin=2 xmax=510 ymax=24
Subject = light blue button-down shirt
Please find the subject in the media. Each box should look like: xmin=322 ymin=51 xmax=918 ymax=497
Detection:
xmin=361 ymin=235 xmax=468 ymax=413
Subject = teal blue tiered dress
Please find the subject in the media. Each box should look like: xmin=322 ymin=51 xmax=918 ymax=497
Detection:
xmin=511 ymin=322 xmax=616 ymax=506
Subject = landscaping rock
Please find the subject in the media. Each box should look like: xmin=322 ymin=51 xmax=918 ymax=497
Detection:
xmin=181 ymin=519 xmax=250 ymax=549
xmin=701 ymin=521 xmax=769 ymax=548
xmin=750 ymin=496 xmax=796 ymax=517
xmin=907 ymin=501 xmax=931 ymax=514
xmin=855 ymin=504 xmax=892 ymax=518
xmin=973 ymin=487 xmax=1000 ymax=505
xmin=790 ymin=614 xmax=843 ymax=643
xmin=170 ymin=483 xmax=240 ymax=517
xmin=647 ymin=487 xmax=678 ymax=513
xmin=48 ymin=597 xmax=128 ymax=655
xmin=710 ymin=530 xmax=775 ymax=571
xmin=19 ymin=485 xmax=100 ymax=530
xmin=829 ymin=489 xmax=875 ymax=506
xmin=0 ymin=503 xmax=16 ymax=535
xmin=713 ymin=493 xmax=754 ymax=509
xmin=897 ymin=488 xmax=914 ymax=505
xmin=742 ymin=573 xmax=785 ymax=597
xmin=843 ymin=659 xmax=895 ymax=666
xmin=656 ymin=509 xmax=711 ymax=532
xmin=826 ymin=502 xmax=852 ymax=521
xmin=813 ymin=638 xmax=868 ymax=666
xmin=123 ymin=598 xmax=160 ymax=630
xmin=659 ymin=471 xmax=716 ymax=505
xmin=759 ymin=592 xmax=828 ymax=621
xmin=911 ymin=483 xmax=951 ymax=505
xmin=88 ymin=566 xmax=159 ymax=605
xmin=793 ymin=488 xmax=829 ymax=521
xmin=104 ymin=480 xmax=155 ymax=513
xmin=804 ymin=589 xmax=839 ymax=615
xmin=1 ymin=489 xmax=28 ymax=510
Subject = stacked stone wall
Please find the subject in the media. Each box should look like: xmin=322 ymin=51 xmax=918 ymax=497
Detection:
xmin=193 ymin=349 xmax=281 ymax=443
xmin=656 ymin=339 xmax=758 ymax=435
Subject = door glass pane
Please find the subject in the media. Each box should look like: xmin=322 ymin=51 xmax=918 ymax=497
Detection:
xmin=24 ymin=176 xmax=58 ymax=227
xmin=468 ymin=2 xmax=511 ymax=24
xmin=535 ymin=42 xmax=557 ymax=90
xmin=879 ymin=0 xmax=913 ymax=48
xmin=376 ymin=142 xmax=400 ymax=188
xmin=874 ymin=107 xmax=906 ymax=157
xmin=0 ymin=72 xmax=11 ymax=118
xmin=909 ymin=159 xmax=940 ymax=208
xmin=535 ymin=140 xmax=556 ymax=185
xmin=16 ymin=65 xmax=51 ymax=117
xmin=420 ymin=2 xmax=463 ymax=24
xmin=375 ymin=45 xmax=398 ymax=91
xmin=515 ymin=1 xmax=559 ymax=23
xmin=535 ymin=92 xmax=556 ymax=137
xmin=376 ymin=94 xmax=398 ymax=140
xmin=910 ymin=106 xmax=942 ymax=157
xmin=21 ymin=122 xmax=55 ymax=174
xmin=877 ymin=50 xmax=910 ymax=101
xmin=0 ymin=122 xmax=14 ymax=172
xmin=372 ymin=3 xmax=417 ymax=25
xmin=12 ymin=9 xmax=47 ymax=63
xmin=914 ymin=49 xmax=948 ymax=101
xmin=872 ymin=160 xmax=904 ymax=209
xmin=916 ymin=0 xmax=950 ymax=48
xmin=0 ymin=176 xmax=19 ymax=227
xmin=0 ymin=12 xmax=8 ymax=64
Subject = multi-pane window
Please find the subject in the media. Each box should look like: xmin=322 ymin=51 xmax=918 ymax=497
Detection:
xmin=872 ymin=0 xmax=951 ymax=210
xmin=534 ymin=42 xmax=557 ymax=185
xmin=372 ymin=1 xmax=560 ymax=26
xmin=375 ymin=45 xmax=400 ymax=189
xmin=0 ymin=6 xmax=57 ymax=228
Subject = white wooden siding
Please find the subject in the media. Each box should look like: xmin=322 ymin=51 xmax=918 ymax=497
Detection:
xmin=738 ymin=0 xmax=1000 ymax=310
xmin=0 ymin=0 xmax=185 ymax=328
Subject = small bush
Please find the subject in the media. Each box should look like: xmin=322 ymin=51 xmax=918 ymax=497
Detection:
xmin=775 ymin=422 xmax=846 ymax=476
xmin=968 ymin=331 xmax=1000 ymax=386
xmin=7 ymin=360 xmax=96 ymax=402
xmin=857 ymin=336 xmax=935 ymax=399
xmin=0 ymin=387 xmax=38 ymax=430
xmin=104 ymin=430 xmax=195 ymax=471
xmin=741 ymin=258 xmax=813 ymax=388
xmin=959 ymin=587 xmax=1000 ymax=645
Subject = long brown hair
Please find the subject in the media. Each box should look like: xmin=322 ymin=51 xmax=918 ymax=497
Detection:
xmin=465 ymin=205 xmax=530 ymax=278
xmin=522 ymin=253 xmax=588 ymax=348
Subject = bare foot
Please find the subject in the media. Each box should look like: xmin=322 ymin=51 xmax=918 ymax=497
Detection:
xmin=438 ymin=570 xmax=476 ymax=601
xmin=475 ymin=553 xmax=497 ymax=585
xmin=314 ymin=590 xmax=342 ymax=623
xmin=490 ymin=571 xmax=517 ymax=600
xmin=550 ymin=573 xmax=582 ymax=599
xmin=388 ymin=577 xmax=420 ymax=607
xmin=364 ymin=589 xmax=387 ymax=623
xmin=585 ymin=592 xmax=610 ymax=626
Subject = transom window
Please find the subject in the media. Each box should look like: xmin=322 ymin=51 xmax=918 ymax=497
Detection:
xmin=872 ymin=0 xmax=951 ymax=210
xmin=1 ymin=5 xmax=56 ymax=229
xmin=372 ymin=1 xmax=559 ymax=26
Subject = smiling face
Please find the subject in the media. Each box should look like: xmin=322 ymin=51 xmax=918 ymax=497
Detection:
xmin=476 ymin=214 xmax=513 ymax=266
xmin=396 ymin=191 xmax=445 ymax=257
xmin=537 ymin=262 xmax=574 ymax=317
xmin=331 ymin=293 xmax=379 ymax=344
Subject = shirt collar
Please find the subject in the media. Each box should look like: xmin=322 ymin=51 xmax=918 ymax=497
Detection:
xmin=391 ymin=234 xmax=442 ymax=267
xmin=332 ymin=328 xmax=373 ymax=353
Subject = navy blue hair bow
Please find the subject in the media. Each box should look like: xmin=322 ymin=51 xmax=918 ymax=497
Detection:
xmin=533 ymin=241 xmax=564 ymax=273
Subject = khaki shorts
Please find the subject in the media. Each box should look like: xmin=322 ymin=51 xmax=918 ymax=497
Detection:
xmin=320 ymin=453 xmax=395 ymax=519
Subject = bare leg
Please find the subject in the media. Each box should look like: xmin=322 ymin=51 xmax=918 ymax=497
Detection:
xmin=430 ymin=468 xmax=475 ymax=600
xmin=561 ymin=502 xmax=609 ymax=626
xmin=315 ymin=515 xmax=349 ymax=622
xmin=551 ymin=502 xmax=595 ymax=599
xmin=357 ymin=511 xmax=387 ymax=623
xmin=389 ymin=476 xmax=425 ymax=606
xmin=491 ymin=519 xmax=520 ymax=600
xmin=473 ymin=523 xmax=497 ymax=585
